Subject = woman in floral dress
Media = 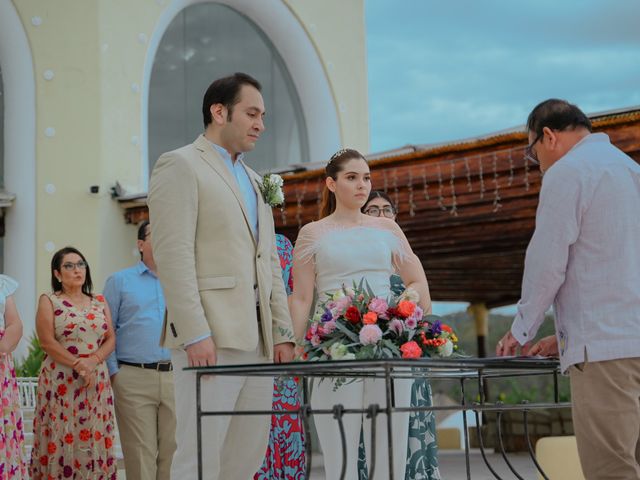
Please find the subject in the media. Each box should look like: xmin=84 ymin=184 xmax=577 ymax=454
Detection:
xmin=254 ymin=234 xmax=305 ymax=479
xmin=0 ymin=274 xmax=27 ymax=479
xmin=30 ymin=247 xmax=117 ymax=480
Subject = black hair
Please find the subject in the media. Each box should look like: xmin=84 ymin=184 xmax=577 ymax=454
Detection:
xmin=202 ymin=72 xmax=262 ymax=128
xmin=526 ymin=99 xmax=592 ymax=137
xmin=362 ymin=190 xmax=397 ymax=214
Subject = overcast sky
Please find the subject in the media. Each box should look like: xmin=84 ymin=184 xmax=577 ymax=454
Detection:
xmin=365 ymin=0 xmax=640 ymax=315
xmin=365 ymin=0 xmax=640 ymax=153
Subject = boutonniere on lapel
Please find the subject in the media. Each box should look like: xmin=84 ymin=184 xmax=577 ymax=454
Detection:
xmin=258 ymin=173 xmax=285 ymax=207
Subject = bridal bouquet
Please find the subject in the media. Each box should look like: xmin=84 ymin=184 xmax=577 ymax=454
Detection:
xmin=301 ymin=280 xmax=458 ymax=361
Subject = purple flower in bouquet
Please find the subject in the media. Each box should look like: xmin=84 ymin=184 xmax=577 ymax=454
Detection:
xmin=388 ymin=318 xmax=404 ymax=335
xmin=429 ymin=319 xmax=442 ymax=336
xmin=359 ymin=324 xmax=383 ymax=345
xmin=368 ymin=297 xmax=389 ymax=318
xmin=404 ymin=317 xmax=418 ymax=330
xmin=321 ymin=308 xmax=333 ymax=323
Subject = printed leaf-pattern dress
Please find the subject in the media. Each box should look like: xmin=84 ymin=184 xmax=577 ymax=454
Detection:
xmin=254 ymin=234 xmax=306 ymax=479
xmin=0 ymin=275 xmax=27 ymax=479
xmin=358 ymin=274 xmax=441 ymax=479
xmin=29 ymin=293 xmax=117 ymax=480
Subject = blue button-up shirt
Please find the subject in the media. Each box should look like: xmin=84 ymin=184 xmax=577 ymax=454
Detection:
xmin=104 ymin=261 xmax=171 ymax=375
xmin=211 ymin=142 xmax=258 ymax=241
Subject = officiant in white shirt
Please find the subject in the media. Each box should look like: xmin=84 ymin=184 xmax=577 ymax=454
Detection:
xmin=496 ymin=99 xmax=640 ymax=480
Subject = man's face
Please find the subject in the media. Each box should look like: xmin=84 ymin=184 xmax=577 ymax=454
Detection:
xmin=218 ymin=85 xmax=265 ymax=158
xmin=527 ymin=129 xmax=558 ymax=173
xmin=138 ymin=225 xmax=154 ymax=264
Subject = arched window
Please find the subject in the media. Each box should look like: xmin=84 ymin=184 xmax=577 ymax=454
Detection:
xmin=148 ymin=3 xmax=308 ymax=174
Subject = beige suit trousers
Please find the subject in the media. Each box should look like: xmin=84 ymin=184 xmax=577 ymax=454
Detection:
xmin=570 ymin=357 xmax=640 ymax=480
xmin=112 ymin=364 xmax=177 ymax=480
xmin=170 ymin=341 xmax=273 ymax=480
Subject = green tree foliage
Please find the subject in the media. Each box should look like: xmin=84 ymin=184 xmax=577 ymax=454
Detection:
xmin=15 ymin=334 xmax=44 ymax=377
xmin=433 ymin=311 xmax=571 ymax=404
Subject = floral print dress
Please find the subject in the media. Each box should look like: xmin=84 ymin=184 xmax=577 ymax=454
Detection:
xmin=358 ymin=274 xmax=441 ymax=479
xmin=30 ymin=293 xmax=117 ymax=480
xmin=254 ymin=234 xmax=306 ymax=479
xmin=0 ymin=275 xmax=27 ymax=480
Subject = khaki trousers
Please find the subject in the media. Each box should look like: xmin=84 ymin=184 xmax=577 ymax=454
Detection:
xmin=570 ymin=357 xmax=640 ymax=480
xmin=112 ymin=364 xmax=177 ymax=480
xmin=170 ymin=341 xmax=273 ymax=480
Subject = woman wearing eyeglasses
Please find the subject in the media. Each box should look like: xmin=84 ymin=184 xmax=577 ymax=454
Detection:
xmin=30 ymin=247 xmax=117 ymax=479
xmin=360 ymin=191 xmax=441 ymax=480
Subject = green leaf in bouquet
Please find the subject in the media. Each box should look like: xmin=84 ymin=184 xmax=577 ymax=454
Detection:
xmin=365 ymin=280 xmax=376 ymax=300
xmin=334 ymin=321 xmax=360 ymax=342
xmin=355 ymin=345 xmax=376 ymax=359
xmin=381 ymin=338 xmax=401 ymax=357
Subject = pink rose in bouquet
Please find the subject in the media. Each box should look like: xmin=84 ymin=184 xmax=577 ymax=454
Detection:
xmin=368 ymin=297 xmax=389 ymax=318
xmin=359 ymin=325 xmax=383 ymax=345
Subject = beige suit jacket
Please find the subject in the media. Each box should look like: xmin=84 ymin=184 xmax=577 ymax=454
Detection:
xmin=147 ymin=135 xmax=294 ymax=358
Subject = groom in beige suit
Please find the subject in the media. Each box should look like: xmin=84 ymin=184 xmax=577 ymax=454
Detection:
xmin=148 ymin=72 xmax=295 ymax=479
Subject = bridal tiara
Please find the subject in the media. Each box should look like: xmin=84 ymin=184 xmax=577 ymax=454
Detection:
xmin=330 ymin=148 xmax=351 ymax=161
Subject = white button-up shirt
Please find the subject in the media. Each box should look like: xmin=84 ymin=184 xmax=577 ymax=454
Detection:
xmin=511 ymin=133 xmax=640 ymax=372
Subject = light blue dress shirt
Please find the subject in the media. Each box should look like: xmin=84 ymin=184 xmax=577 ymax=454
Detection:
xmin=184 ymin=141 xmax=260 ymax=347
xmin=104 ymin=261 xmax=171 ymax=375
xmin=211 ymin=142 xmax=259 ymax=240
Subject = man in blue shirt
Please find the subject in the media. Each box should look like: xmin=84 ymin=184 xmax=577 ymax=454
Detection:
xmin=105 ymin=220 xmax=176 ymax=480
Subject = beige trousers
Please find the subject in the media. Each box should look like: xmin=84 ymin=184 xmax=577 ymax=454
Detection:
xmin=170 ymin=341 xmax=273 ymax=480
xmin=112 ymin=364 xmax=177 ymax=480
xmin=570 ymin=357 xmax=640 ymax=480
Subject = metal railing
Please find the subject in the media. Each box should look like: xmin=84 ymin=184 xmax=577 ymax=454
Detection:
xmin=188 ymin=357 xmax=570 ymax=480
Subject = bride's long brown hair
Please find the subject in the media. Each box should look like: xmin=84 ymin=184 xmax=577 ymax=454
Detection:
xmin=320 ymin=148 xmax=367 ymax=218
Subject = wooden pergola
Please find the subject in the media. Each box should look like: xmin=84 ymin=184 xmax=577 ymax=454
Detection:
xmin=273 ymin=107 xmax=640 ymax=309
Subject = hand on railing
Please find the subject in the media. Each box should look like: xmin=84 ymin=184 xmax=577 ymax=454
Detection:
xmin=523 ymin=336 xmax=558 ymax=358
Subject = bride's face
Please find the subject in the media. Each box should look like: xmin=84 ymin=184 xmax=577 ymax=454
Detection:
xmin=327 ymin=157 xmax=371 ymax=210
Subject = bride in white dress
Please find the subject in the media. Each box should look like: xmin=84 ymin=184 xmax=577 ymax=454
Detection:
xmin=289 ymin=148 xmax=432 ymax=479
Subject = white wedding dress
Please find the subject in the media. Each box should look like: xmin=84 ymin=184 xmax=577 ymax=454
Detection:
xmin=295 ymin=216 xmax=419 ymax=480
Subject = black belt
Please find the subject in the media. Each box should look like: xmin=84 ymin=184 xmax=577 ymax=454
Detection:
xmin=119 ymin=360 xmax=173 ymax=372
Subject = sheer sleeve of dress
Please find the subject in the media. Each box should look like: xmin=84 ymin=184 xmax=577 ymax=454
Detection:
xmin=293 ymin=221 xmax=322 ymax=266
